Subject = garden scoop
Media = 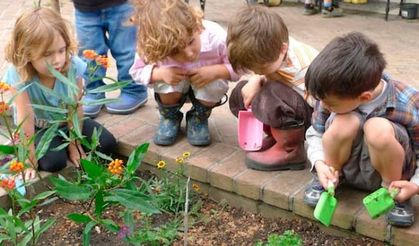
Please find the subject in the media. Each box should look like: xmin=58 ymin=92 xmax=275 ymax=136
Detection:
xmin=238 ymin=109 xmax=264 ymax=151
xmin=363 ymin=187 xmax=398 ymax=219
xmin=314 ymin=181 xmax=337 ymax=227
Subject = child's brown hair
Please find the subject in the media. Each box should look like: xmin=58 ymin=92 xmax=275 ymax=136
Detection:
xmin=227 ymin=5 xmax=289 ymax=73
xmin=5 ymin=8 xmax=77 ymax=83
xmin=132 ymin=0 xmax=203 ymax=63
xmin=305 ymin=32 xmax=386 ymax=100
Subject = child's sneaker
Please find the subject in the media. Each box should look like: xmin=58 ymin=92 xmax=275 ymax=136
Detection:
xmin=303 ymin=4 xmax=318 ymax=15
xmin=386 ymin=200 xmax=414 ymax=227
xmin=303 ymin=176 xmax=325 ymax=207
xmin=82 ymin=93 xmax=105 ymax=118
xmin=321 ymin=7 xmax=344 ymax=17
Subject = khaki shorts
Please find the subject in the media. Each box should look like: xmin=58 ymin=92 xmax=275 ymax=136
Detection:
xmin=325 ymin=112 xmax=416 ymax=191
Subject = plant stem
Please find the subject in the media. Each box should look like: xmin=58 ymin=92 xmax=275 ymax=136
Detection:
xmin=183 ymin=176 xmax=190 ymax=246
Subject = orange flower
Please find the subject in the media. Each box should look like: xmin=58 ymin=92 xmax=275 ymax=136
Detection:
xmin=83 ymin=49 xmax=98 ymax=60
xmin=0 ymin=101 xmax=9 ymax=114
xmin=0 ymin=82 xmax=10 ymax=93
xmin=108 ymin=159 xmax=124 ymax=175
xmin=1 ymin=179 xmax=15 ymax=190
xmin=9 ymin=160 xmax=25 ymax=173
xmin=96 ymin=55 xmax=110 ymax=69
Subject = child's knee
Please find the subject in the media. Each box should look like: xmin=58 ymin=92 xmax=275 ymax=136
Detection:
xmin=38 ymin=151 xmax=68 ymax=172
xmin=324 ymin=113 xmax=361 ymax=143
xmin=98 ymin=132 xmax=117 ymax=155
xmin=364 ymin=118 xmax=395 ymax=149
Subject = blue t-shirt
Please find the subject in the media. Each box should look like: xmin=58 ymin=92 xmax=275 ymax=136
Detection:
xmin=2 ymin=56 xmax=87 ymax=128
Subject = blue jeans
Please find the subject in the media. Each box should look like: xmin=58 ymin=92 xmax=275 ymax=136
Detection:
xmin=75 ymin=2 xmax=147 ymax=99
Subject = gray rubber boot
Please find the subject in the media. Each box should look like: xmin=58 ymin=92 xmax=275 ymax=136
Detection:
xmin=154 ymin=93 xmax=186 ymax=146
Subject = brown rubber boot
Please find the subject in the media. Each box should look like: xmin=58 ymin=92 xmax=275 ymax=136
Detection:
xmin=259 ymin=124 xmax=275 ymax=151
xmin=245 ymin=125 xmax=307 ymax=171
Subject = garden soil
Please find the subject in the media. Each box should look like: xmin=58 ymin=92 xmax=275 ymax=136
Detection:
xmin=37 ymin=198 xmax=383 ymax=246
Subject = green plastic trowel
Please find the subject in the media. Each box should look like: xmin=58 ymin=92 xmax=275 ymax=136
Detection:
xmin=363 ymin=187 xmax=398 ymax=219
xmin=314 ymin=181 xmax=337 ymax=227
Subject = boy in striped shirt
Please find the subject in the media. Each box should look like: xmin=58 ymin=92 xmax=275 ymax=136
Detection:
xmin=303 ymin=32 xmax=418 ymax=227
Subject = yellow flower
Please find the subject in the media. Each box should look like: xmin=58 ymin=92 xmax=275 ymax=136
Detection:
xmin=192 ymin=183 xmax=200 ymax=192
xmin=108 ymin=159 xmax=124 ymax=175
xmin=175 ymin=157 xmax=184 ymax=164
xmin=9 ymin=160 xmax=25 ymax=173
xmin=156 ymin=160 xmax=166 ymax=169
xmin=182 ymin=152 xmax=191 ymax=158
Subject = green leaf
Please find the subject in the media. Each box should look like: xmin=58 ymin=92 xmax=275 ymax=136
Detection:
xmin=80 ymin=97 xmax=118 ymax=106
xmin=51 ymin=142 xmax=69 ymax=152
xmin=86 ymin=81 xmax=130 ymax=94
xmin=34 ymin=218 xmax=55 ymax=243
xmin=123 ymin=211 xmax=135 ymax=232
xmin=126 ymin=143 xmax=149 ymax=175
xmin=47 ymin=64 xmax=79 ymax=91
xmin=101 ymin=219 xmax=119 ymax=232
xmin=80 ymin=159 xmax=104 ymax=181
xmin=71 ymin=111 xmax=83 ymax=139
xmin=50 ymin=176 xmax=93 ymax=201
xmin=106 ymin=189 xmax=159 ymax=215
xmin=31 ymin=104 xmax=68 ymax=114
xmin=0 ymin=145 xmax=16 ymax=154
xmin=0 ymin=234 xmax=11 ymax=242
xmin=32 ymin=190 xmax=56 ymax=201
xmin=94 ymin=150 xmax=113 ymax=162
xmin=35 ymin=124 xmax=59 ymax=160
xmin=95 ymin=190 xmax=105 ymax=216
xmin=83 ymin=221 xmax=96 ymax=246
xmin=35 ymin=82 xmax=74 ymax=105
xmin=38 ymin=197 xmax=59 ymax=207
xmin=67 ymin=213 xmax=92 ymax=224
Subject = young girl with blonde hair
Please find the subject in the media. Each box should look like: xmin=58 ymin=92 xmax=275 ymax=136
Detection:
xmin=3 ymin=8 xmax=116 ymax=178
xmin=130 ymin=0 xmax=239 ymax=146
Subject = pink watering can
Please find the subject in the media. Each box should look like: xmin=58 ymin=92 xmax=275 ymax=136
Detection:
xmin=238 ymin=109 xmax=264 ymax=151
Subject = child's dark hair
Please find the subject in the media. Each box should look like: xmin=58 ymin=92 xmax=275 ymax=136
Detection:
xmin=305 ymin=32 xmax=386 ymax=100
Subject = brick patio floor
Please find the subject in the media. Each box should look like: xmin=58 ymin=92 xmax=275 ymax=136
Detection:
xmin=0 ymin=0 xmax=418 ymax=245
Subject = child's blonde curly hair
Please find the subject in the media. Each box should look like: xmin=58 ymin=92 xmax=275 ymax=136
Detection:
xmin=5 ymin=8 xmax=77 ymax=83
xmin=132 ymin=0 xmax=203 ymax=63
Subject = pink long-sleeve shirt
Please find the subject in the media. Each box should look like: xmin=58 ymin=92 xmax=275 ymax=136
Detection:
xmin=129 ymin=20 xmax=239 ymax=86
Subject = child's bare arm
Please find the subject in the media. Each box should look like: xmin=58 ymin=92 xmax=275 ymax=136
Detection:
xmin=241 ymin=74 xmax=265 ymax=109
xmin=187 ymin=64 xmax=230 ymax=89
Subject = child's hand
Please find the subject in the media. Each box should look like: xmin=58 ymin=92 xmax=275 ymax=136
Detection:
xmin=314 ymin=160 xmax=339 ymax=190
xmin=68 ymin=143 xmax=86 ymax=168
xmin=188 ymin=66 xmax=219 ymax=88
xmin=17 ymin=167 xmax=36 ymax=181
xmin=389 ymin=180 xmax=419 ymax=202
xmin=154 ymin=67 xmax=187 ymax=85
xmin=241 ymin=75 xmax=265 ymax=109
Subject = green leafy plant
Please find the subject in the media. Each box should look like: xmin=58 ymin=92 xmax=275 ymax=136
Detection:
xmin=0 ymin=82 xmax=57 ymax=246
xmin=0 ymin=53 xmax=203 ymax=245
xmin=255 ymin=230 xmax=303 ymax=246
